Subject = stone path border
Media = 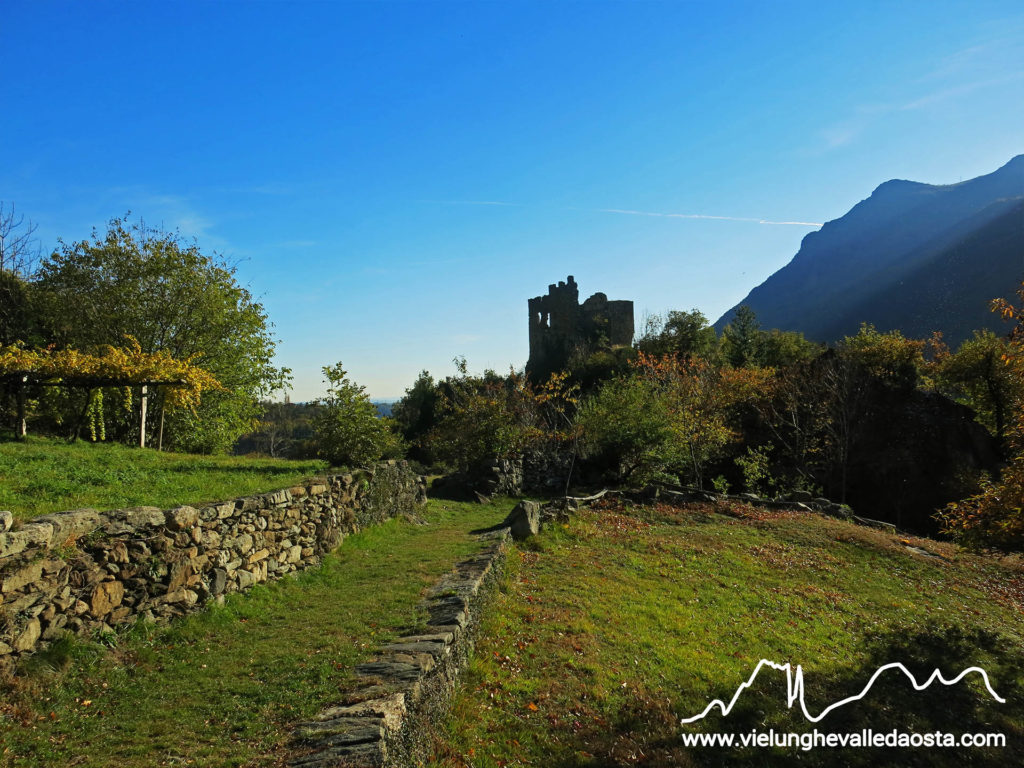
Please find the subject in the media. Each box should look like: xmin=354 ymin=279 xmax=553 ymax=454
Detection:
xmin=287 ymin=529 xmax=511 ymax=767
xmin=284 ymin=483 xmax=902 ymax=766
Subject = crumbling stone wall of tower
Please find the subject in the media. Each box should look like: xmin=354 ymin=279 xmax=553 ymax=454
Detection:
xmin=526 ymin=276 xmax=634 ymax=380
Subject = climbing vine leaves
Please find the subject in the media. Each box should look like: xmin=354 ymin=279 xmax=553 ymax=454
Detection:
xmin=0 ymin=337 xmax=222 ymax=413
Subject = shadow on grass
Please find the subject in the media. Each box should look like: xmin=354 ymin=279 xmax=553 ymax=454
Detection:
xmin=541 ymin=622 xmax=1022 ymax=767
xmin=469 ymin=521 xmax=511 ymax=536
xmin=154 ymin=462 xmax=327 ymax=480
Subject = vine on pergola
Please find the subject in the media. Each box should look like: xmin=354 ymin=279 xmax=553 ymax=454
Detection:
xmin=1 ymin=337 xmax=222 ymax=442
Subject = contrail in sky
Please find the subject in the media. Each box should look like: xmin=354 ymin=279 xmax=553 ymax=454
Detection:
xmin=426 ymin=200 xmax=822 ymax=227
xmin=597 ymin=208 xmax=822 ymax=227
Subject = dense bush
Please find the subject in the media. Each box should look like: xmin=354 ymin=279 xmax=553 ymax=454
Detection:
xmin=577 ymin=353 xmax=772 ymax=487
xmin=311 ymin=362 xmax=403 ymax=467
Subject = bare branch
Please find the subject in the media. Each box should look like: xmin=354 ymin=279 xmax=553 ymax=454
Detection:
xmin=0 ymin=202 xmax=41 ymax=277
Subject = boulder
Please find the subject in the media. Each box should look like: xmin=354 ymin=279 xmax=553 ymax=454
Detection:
xmin=166 ymin=506 xmax=199 ymax=531
xmin=209 ymin=568 xmax=228 ymax=595
xmin=0 ymin=522 xmax=53 ymax=558
xmin=505 ymin=501 xmax=541 ymax=541
xmin=34 ymin=508 xmax=103 ymax=545
xmin=1 ymin=562 xmax=43 ymax=593
xmin=104 ymin=506 xmax=165 ymax=535
xmin=825 ymin=503 xmax=853 ymax=520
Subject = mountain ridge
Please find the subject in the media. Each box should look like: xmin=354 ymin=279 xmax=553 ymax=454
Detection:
xmin=715 ymin=155 xmax=1024 ymax=346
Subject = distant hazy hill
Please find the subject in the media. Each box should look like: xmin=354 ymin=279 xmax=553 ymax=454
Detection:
xmin=715 ymin=155 xmax=1024 ymax=347
xmin=372 ymin=400 xmax=395 ymax=418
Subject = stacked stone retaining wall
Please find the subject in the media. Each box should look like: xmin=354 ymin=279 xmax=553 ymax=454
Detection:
xmin=0 ymin=460 xmax=426 ymax=671
xmin=288 ymin=530 xmax=510 ymax=767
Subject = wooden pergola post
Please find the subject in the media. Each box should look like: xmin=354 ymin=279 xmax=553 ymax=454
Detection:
xmin=139 ymin=384 xmax=148 ymax=448
xmin=16 ymin=375 xmax=28 ymax=440
xmin=4 ymin=373 xmax=183 ymax=446
xmin=158 ymin=400 xmax=165 ymax=452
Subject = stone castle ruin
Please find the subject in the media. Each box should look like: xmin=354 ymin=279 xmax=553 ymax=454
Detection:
xmin=526 ymin=275 xmax=634 ymax=380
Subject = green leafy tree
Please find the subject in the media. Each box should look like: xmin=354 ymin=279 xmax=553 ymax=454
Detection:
xmin=935 ymin=329 xmax=1020 ymax=451
xmin=735 ymin=444 xmax=777 ymax=496
xmin=392 ymin=370 xmax=440 ymax=462
xmin=635 ymin=352 xmax=774 ymax=488
xmin=576 ymin=374 xmax=677 ymax=483
xmin=578 ymin=353 xmax=771 ymax=487
xmin=33 ymin=216 xmax=287 ymax=452
xmin=721 ymin=305 xmax=762 ymax=368
xmin=427 ymin=359 xmax=540 ymax=470
xmin=837 ymin=323 xmax=926 ymax=389
xmin=636 ymin=309 xmax=718 ymax=360
xmin=759 ymin=329 xmax=821 ymax=367
xmin=311 ymin=362 xmax=402 ymax=467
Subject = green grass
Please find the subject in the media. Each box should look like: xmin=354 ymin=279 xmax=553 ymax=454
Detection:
xmin=0 ymin=496 xmax=516 ymax=767
xmin=430 ymin=499 xmax=1024 ymax=767
xmin=0 ymin=436 xmax=329 ymax=522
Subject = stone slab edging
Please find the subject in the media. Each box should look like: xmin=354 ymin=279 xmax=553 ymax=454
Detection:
xmin=538 ymin=485 xmax=900 ymax=534
xmin=287 ymin=528 xmax=511 ymax=768
xmin=0 ymin=461 xmax=426 ymax=669
xmin=282 ymin=481 xmax=902 ymax=767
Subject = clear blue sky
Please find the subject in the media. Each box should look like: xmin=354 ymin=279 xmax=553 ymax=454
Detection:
xmin=3 ymin=0 xmax=1022 ymax=399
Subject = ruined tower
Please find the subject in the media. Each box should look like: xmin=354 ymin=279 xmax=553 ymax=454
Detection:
xmin=526 ymin=276 xmax=634 ymax=380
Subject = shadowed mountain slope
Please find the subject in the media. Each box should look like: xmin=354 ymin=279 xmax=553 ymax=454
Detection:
xmin=715 ymin=155 xmax=1024 ymax=346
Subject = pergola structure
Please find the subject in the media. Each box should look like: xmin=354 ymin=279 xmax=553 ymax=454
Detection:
xmin=3 ymin=372 xmax=186 ymax=448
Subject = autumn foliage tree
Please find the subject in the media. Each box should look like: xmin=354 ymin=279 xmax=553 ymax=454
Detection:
xmin=578 ymin=352 xmax=772 ymax=487
xmin=837 ymin=323 xmax=929 ymax=389
xmin=941 ymin=284 xmax=1024 ymax=550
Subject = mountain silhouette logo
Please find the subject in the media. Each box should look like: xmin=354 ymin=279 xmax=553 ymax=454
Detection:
xmin=681 ymin=660 xmax=1006 ymax=724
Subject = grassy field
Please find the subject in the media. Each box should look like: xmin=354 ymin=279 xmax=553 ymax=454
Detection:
xmin=0 ymin=436 xmax=328 ymax=523
xmin=0 ymin=497 xmax=516 ymax=767
xmin=430 ymin=498 xmax=1024 ymax=767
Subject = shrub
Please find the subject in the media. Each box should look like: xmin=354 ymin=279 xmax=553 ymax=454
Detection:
xmin=311 ymin=362 xmax=402 ymax=467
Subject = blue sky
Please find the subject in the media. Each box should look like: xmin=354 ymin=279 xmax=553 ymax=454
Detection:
xmin=3 ymin=1 xmax=1023 ymax=399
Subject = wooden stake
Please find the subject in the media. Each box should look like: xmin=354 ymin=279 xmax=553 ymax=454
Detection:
xmin=139 ymin=384 xmax=148 ymax=448
xmin=17 ymin=375 xmax=27 ymax=440
xmin=158 ymin=399 xmax=165 ymax=452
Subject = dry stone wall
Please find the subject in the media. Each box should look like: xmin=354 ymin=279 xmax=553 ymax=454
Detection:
xmin=288 ymin=530 xmax=510 ymax=767
xmin=0 ymin=461 xmax=426 ymax=671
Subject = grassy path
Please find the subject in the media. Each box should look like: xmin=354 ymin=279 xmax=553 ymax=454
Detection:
xmin=430 ymin=499 xmax=1024 ymax=767
xmin=0 ymin=497 xmax=515 ymax=767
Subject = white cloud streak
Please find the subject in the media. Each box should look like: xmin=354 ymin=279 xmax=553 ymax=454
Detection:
xmin=423 ymin=199 xmax=520 ymax=206
xmin=596 ymin=207 xmax=822 ymax=227
xmin=818 ymin=28 xmax=1024 ymax=151
xmin=422 ymin=199 xmax=820 ymax=227
xmin=419 ymin=198 xmax=819 ymax=225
